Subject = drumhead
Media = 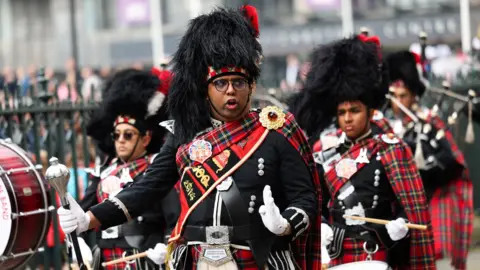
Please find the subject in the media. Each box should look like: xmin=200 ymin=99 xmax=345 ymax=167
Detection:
xmin=0 ymin=177 xmax=13 ymax=255
xmin=328 ymin=261 xmax=390 ymax=270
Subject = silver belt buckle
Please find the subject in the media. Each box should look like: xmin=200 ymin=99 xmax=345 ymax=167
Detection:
xmin=205 ymin=225 xmax=230 ymax=245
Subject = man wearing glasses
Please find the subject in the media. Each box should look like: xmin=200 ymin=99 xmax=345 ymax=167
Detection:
xmin=64 ymin=68 xmax=179 ymax=269
xmin=57 ymin=6 xmax=323 ymax=270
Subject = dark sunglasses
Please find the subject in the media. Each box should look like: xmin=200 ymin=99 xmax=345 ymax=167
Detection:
xmin=212 ymin=78 xmax=249 ymax=92
xmin=112 ymin=131 xmax=139 ymax=141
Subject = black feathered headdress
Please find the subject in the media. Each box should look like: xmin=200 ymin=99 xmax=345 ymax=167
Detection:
xmin=168 ymin=5 xmax=262 ymax=144
xmin=386 ymin=51 xmax=426 ymax=97
xmin=290 ymin=34 xmax=388 ymax=137
xmin=86 ymin=68 xmax=170 ymax=156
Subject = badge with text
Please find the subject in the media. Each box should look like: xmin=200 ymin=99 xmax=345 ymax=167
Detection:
xmin=189 ymin=139 xmax=213 ymax=163
xmin=335 ymin=158 xmax=358 ymax=179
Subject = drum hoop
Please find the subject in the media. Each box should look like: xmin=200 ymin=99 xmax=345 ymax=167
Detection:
xmin=0 ymin=141 xmax=49 ymax=269
xmin=0 ymin=160 xmax=19 ymax=259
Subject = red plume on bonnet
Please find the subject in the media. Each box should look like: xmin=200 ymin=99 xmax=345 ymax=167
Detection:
xmin=410 ymin=51 xmax=426 ymax=74
xmin=147 ymin=67 xmax=172 ymax=116
xmin=358 ymin=34 xmax=382 ymax=60
xmin=241 ymin=5 xmax=259 ymax=38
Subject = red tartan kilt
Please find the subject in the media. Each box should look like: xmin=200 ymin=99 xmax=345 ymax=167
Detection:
xmin=329 ymin=238 xmax=388 ymax=267
xmin=102 ymin=247 xmax=143 ymax=270
xmin=190 ymin=245 xmax=259 ymax=269
xmin=430 ymin=178 xmax=473 ymax=260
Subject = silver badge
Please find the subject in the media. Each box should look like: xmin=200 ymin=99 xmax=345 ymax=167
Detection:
xmin=354 ymin=148 xmax=370 ymax=164
xmin=198 ymin=244 xmax=234 ymax=267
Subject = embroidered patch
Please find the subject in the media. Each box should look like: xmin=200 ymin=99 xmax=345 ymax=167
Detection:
xmin=188 ymin=139 xmax=213 ymax=163
xmin=212 ymin=150 xmax=231 ymax=173
xmin=335 ymin=158 xmax=357 ymax=179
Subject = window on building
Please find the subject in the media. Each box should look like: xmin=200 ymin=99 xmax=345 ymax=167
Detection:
xmin=224 ymin=0 xmax=294 ymax=26
xmin=96 ymin=0 xmax=168 ymax=30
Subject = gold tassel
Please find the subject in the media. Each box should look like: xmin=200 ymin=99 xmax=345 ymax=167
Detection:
xmin=414 ymin=124 xmax=426 ymax=169
xmin=165 ymin=242 xmax=176 ymax=270
xmin=465 ymin=100 xmax=475 ymax=144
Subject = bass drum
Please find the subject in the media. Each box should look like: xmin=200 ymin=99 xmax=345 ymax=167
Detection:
xmin=328 ymin=261 xmax=391 ymax=270
xmin=0 ymin=139 xmax=53 ymax=270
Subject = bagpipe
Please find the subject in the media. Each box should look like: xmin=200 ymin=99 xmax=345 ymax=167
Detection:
xmin=412 ymin=32 xmax=479 ymax=143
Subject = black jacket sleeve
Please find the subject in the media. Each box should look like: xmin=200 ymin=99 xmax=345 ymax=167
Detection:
xmin=90 ymin=134 xmax=180 ymax=229
xmin=80 ymin=174 xmax=101 ymax=211
xmin=275 ymin=133 xmax=317 ymax=239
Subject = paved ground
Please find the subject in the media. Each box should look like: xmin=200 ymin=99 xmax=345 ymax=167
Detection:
xmin=437 ymin=249 xmax=480 ymax=269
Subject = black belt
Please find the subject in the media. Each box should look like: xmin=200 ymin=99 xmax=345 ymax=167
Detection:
xmin=183 ymin=224 xmax=263 ymax=243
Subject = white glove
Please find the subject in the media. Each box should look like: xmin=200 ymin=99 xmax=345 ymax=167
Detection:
xmin=321 ymin=246 xmax=331 ymax=265
xmin=57 ymin=193 xmax=90 ymax=234
xmin=385 ymin=218 xmax=409 ymax=241
xmin=258 ymin=185 xmax=289 ymax=235
xmin=321 ymin=223 xmax=334 ymax=247
xmin=71 ymin=237 xmax=93 ymax=265
xmin=146 ymin=243 xmax=167 ymax=265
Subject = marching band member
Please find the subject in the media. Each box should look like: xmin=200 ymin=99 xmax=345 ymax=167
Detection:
xmin=57 ymin=6 xmax=323 ymax=270
xmin=292 ymin=34 xmax=435 ymax=269
xmin=384 ymin=51 xmax=473 ymax=270
xmin=69 ymin=68 xmax=179 ymax=269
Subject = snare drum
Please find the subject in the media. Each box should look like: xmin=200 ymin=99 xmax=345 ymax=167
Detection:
xmin=328 ymin=261 xmax=391 ymax=270
xmin=0 ymin=139 xmax=53 ymax=270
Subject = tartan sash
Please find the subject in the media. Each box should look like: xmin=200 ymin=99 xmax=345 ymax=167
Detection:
xmin=166 ymin=108 xmax=323 ymax=269
xmin=96 ymin=155 xmax=151 ymax=202
xmin=169 ymin=115 xmax=268 ymax=242
xmin=324 ymin=139 xmax=381 ymax=199
xmin=175 ymin=111 xmax=261 ymax=173
xmin=377 ymin=137 xmax=436 ymax=269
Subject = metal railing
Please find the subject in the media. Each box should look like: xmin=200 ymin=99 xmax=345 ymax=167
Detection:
xmin=0 ymin=69 xmax=99 ymax=270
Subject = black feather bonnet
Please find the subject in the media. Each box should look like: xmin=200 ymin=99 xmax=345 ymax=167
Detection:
xmin=386 ymin=50 xmax=426 ymax=97
xmin=86 ymin=68 xmax=170 ymax=156
xmin=290 ymin=34 xmax=388 ymax=137
xmin=168 ymin=6 xmax=262 ymax=144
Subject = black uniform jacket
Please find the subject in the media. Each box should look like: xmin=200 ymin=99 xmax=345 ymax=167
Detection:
xmin=90 ymin=130 xmax=316 ymax=253
xmin=81 ymin=158 xmax=180 ymax=250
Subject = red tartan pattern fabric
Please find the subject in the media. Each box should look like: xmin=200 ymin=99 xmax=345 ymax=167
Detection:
xmin=426 ymin=113 xmax=473 ymax=270
xmin=329 ymin=238 xmax=388 ymax=267
xmin=174 ymin=109 xmax=322 ymax=269
xmin=190 ymin=245 xmax=259 ymax=269
xmin=96 ymin=155 xmax=151 ymax=202
xmin=431 ymin=178 xmax=473 ymax=270
xmin=102 ymin=247 xmax=145 ymax=270
xmin=379 ymin=138 xmax=436 ymax=269
xmin=322 ymin=135 xmax=436 ymax=269
xmin=95 ymin=155 xmax=154 ymax=270
xmin=371 ymin=116 xmax=394 ymax=134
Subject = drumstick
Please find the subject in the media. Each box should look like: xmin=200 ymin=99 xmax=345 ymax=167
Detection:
xmin=343 ymin=215 xmax=428 ymax=230
xmin=101 ymin=251 xmax=148 ymax=267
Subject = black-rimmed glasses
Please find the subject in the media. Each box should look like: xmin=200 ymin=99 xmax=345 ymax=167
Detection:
xmin=212 ymin=78 xmax=249 ymax=92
